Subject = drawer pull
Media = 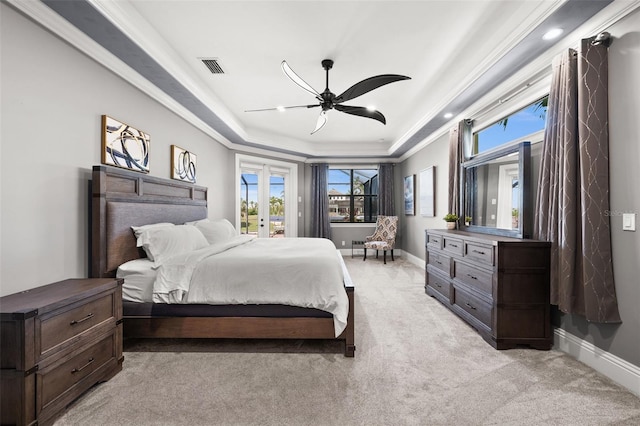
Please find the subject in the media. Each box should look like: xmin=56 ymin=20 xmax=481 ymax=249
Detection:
xmin=71 ymin=357 xmax=94 ymax=374
xmin=465 ymin=302 xmax=477 ymax=310
xmin=466 ymin=273 xmax=478 ymax=280
xmin=70 ymin=313 xmax=94 ymax=325
xmin=435 ymin=283 xmax=442 ymax=288
xmin=449 ymin=243 xmax=458 ymax=248
xmin=472 ymin=249 xmax=486 ymax=255
xmin=435 ymin=260 xmax=442 ymax=265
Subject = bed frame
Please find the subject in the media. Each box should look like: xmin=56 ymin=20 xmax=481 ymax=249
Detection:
xmin=91 ymin=165 xmax=355 ymax=357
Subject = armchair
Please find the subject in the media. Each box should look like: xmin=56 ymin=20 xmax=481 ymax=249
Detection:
xmin=363 ymin=215 xmax=398 ymax=264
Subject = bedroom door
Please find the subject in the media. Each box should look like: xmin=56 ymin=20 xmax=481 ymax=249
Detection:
xmin=237 ymin=155 xmax=298 ymax=238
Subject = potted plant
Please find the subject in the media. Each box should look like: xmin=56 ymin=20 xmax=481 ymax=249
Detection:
xmin=443 ymin=213 xmax=459 ymax=230
xmin=465 ymin=216 xmax=472 ymax=226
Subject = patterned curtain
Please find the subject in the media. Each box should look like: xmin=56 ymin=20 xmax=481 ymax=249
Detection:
xmin=310 ymin=163 xmax=331 ymax=239
xmin=378 ymin=163 xmax=395 ymax=216
xmin=534 ymin=39 xmax=620 ymax=323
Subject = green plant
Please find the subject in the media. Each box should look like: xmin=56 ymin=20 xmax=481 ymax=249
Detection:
xmin=443 ymin=213 xmax=459 ymax=222
xmin=465 ymin=216 xmax=472 ymax=223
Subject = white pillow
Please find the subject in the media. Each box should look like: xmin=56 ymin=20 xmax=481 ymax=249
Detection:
xmin=135 ymin=224 xmax=209 ymax=264
xmin=187 ymin=218 xmax=236 ymax=244
xmin=131 ymin=222 xmax=175 ymax=238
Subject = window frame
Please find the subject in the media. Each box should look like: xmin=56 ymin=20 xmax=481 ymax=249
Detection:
xmin=327 ymin=168 xmax=379 ymax=224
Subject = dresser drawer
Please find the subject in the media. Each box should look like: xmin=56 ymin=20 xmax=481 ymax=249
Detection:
xmin=426 ymin=233 xmax=442 ymax=250
xmin=442 ymin=237 xmax=464 ymax=256
xmin=427 ymin=251 xmax=450 ymax=275
xmin=464 ymin=241 xmax=494 ymax=266
xmin=453 ymin=260 xmax=493 ymax=296
xmin=38 ymin=331 xmax=117 ymax=415
xmin=39 ymin=292 xmax=115 ymax=357
xmin=427 ymin=271 xmax=451 ymax=301
xmin=454 ymin=286 xmax=492 ymax=329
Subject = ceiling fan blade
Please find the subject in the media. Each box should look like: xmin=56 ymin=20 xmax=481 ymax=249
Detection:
xmin=311 ymin=110 xmax=328 ymax=135
xmin=334 ymin=104 xmax=386 ymax=124
xmin=335 ymin=74 xmax=411 ymax=103
xmin=281 ymin=61 xmax=322 ymax=100
xmin=245 ymin=104 xmax=319 ymax=112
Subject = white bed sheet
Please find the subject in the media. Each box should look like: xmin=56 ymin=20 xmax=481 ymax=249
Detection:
xmin=152 ymin=236 xmax=349 ymax=336
xmin=116 ymin=258 xmax=156 ymax=303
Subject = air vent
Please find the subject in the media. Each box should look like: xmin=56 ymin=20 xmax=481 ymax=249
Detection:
xmin=201 ymin=58 xmax=225 ymax=74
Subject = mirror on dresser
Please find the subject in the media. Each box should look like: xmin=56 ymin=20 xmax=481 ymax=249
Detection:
xmin=460 ymin=141 xmax=531 ymax=239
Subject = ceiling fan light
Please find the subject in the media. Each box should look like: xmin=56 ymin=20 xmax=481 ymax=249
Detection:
xmin=276 ymin=106 xmax=286 ymax=112
xmin=444 ymin=112 xmax=453 ymax=119
xmin=366 ymin=105 xmax=376 ymax=112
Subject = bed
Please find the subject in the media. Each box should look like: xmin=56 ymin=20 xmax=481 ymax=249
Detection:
xmin=90 ymin=165 xmax=355 ymax=357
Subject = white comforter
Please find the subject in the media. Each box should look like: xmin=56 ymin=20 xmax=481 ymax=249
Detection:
xmin=152 ymin=236 xmax=349 ymax=336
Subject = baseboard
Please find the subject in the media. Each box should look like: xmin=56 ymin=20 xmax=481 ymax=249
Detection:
xmin=403 ymin=250 xmax=424 ymax=268
xmin=339 ymin=248 xmax=404 ymax=259
xmin=554 ymin=328 xmax=640 ymax=397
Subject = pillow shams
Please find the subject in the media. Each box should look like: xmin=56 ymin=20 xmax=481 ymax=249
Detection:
xmin=131 ymin=222 xmax=175 ymax=238
xmin=136 ymin=224 xmax=209 ymax=264
xmin=188 ymin=218 xmax=236 ymax=244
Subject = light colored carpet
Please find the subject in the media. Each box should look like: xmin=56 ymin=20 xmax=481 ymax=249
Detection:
xmin=55 ymin=257 xmax=640 ymax=425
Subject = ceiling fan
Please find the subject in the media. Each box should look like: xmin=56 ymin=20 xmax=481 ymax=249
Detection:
xmin=245 ymin=59 xmax=411 ymax=134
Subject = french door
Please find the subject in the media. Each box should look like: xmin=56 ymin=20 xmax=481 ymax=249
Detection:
xmin=236 ymin=155 xmax=298 ymax=238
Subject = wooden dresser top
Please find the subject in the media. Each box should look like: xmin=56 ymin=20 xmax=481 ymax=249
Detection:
xmin=0 ymin=278 xmax=122 ymax=316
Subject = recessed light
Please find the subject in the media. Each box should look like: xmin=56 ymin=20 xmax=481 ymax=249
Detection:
xmin=542 ymin=28 xmax=563 ymax=40
xmin=366 ymin=105 xmax=376 ymax=112
xmin=276 ymin=106 xmax=286 ymax=112
xmin=444 ymin=112 xmax=453 ymax=119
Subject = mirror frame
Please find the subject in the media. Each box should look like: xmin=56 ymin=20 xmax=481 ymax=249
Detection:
xmin=459 ymin=141 xmax=531 ymax=239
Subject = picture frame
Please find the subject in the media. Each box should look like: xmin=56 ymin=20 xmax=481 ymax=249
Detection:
xmin=171 ymin=145 xmax=197 ymax=183
xmin=419 ymin=166 xmax=435 ymax=217
xmin=404 ymin=175 xmax=415 ymax=215
xmin=101 ymin=115 xmax=150 ymax=173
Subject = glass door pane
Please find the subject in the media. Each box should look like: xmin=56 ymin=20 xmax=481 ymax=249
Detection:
xmin=240 ymin=172 xmax=258 ymax=236
xmin=269 ymin=174 xmax=285 ymax=238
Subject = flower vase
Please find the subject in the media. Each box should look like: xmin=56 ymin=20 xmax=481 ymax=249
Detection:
xmin=446 ymin=222 xmax=456 ymax=230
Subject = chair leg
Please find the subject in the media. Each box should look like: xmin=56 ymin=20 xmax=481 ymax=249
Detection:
xmin=383 ymin=250 xmax=387 ymax=264
xmin=363 ymin=248 xmax=367 ymax=261
xmin=375 ymin=250 xmax=379 ymax=259
xmin=391 ymin=249 xmax=394 ymax=261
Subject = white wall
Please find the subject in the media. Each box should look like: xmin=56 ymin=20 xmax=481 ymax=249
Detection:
xmin=0 ymin=4 xmax=232 ymax=296
xmin=398 ymin=132 xmax=450 ymax=260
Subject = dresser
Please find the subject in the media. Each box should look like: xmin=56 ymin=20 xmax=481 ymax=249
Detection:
xmin=1 ymin=278 xmax=123 ymax=425
xmin=425 ymin=229 xmax=552 ymax=350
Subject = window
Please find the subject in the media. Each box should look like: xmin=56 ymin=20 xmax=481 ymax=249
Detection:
xmin=473 ymin=96 xmax=548 ymax=155
xmin=327 ymin=169 xmax=378 ymax=223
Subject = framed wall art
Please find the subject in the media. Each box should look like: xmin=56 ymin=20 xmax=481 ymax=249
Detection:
xmin=171 ymin=145 xmax=197 ymax=183
xmin=101 ymin=115 xmax=150 ymax=173
xmin=419 ymin=166 xmax=435 ymax=217
xmin=404 ymin=174 xmax=415 ymax=215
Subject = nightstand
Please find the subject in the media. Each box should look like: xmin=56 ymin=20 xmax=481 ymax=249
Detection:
xmin=0 ymin=278 xmax=124 ymax=425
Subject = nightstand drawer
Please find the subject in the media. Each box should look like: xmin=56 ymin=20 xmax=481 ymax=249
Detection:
xmin=38 ymin=331 xmax=117 ymax=414
xmin=40 ymin=292 xmax=115 ymax=357
xmin=453 ymin=260 xmax=492 ymax=296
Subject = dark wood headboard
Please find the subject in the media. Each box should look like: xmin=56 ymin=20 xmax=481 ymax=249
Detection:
xmin=91 ymin=165 xmax=208 ymax=278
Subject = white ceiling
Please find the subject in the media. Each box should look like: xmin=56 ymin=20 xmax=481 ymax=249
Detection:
xmin=15 ymin=0 xmax=627 ymax=160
